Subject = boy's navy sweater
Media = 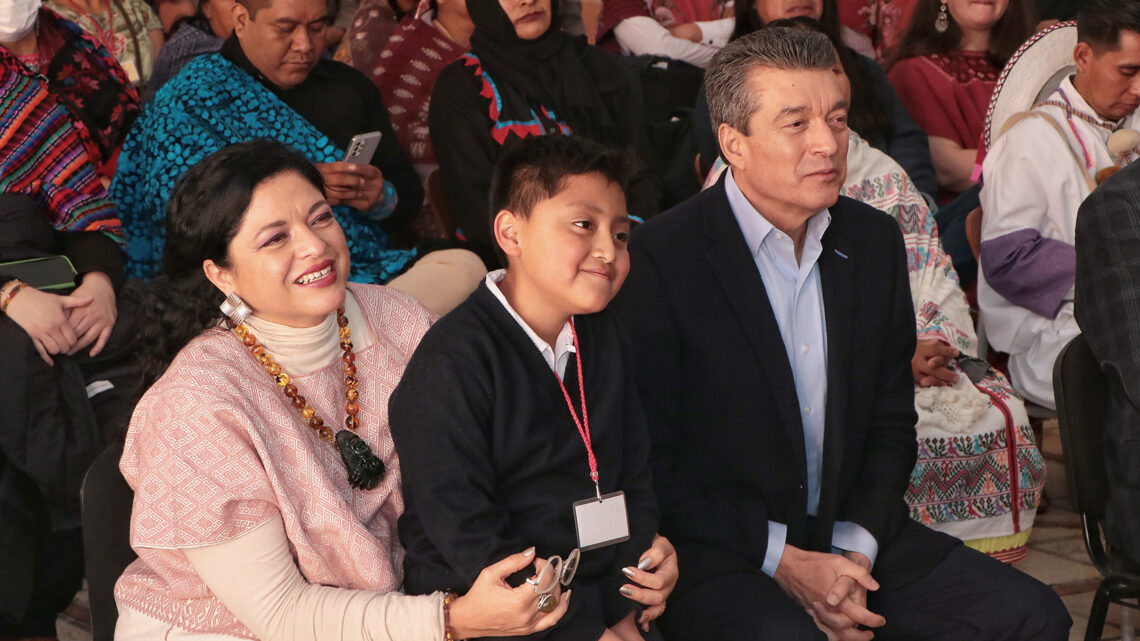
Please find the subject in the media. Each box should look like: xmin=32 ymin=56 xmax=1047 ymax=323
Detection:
xmin=390 ymin=282 xmax=658 ymax=640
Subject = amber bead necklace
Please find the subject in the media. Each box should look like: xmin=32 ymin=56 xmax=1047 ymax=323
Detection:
xmin=232 ymin=307 xmax=385 ymax=490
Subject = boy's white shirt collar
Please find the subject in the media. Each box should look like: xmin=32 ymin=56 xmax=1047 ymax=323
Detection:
xmin=485 ymin=269 xmax=577 ymax=379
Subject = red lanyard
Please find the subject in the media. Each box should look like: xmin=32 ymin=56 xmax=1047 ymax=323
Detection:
xmin=554 ymin=320 xmax=601 ymax=500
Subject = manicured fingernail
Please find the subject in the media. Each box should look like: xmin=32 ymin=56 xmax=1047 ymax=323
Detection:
xmin=622 ymin=567 xmax=637 ymax=578
xmin=523 ymin=546 xmax=535 ymax=556
xmin=637 ymin=557 xmax=653 ymax=570
xmin=620 ymin=586 xmax=634 ymax=597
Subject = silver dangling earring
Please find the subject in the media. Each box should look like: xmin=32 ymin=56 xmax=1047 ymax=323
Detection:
xmin=219 ymin=292 xmax=252 ymax=327
xmin=934 ymin=1 xmax=950 ymax=33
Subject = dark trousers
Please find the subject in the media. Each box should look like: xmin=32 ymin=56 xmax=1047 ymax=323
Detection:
xmin=658 ymin=544 xmax=1071 ymax=641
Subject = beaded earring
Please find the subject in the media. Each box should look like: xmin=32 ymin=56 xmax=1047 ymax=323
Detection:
xmin=934 ymin=1 xmax=950 ymax=33
xmin=220 ymin=292 xmax=252 ymax=327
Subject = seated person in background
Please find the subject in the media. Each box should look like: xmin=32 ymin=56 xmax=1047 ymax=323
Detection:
xmin=430 ymin=0 xmax=660 ymax=265
xmin=0 ymin=3 xmax=140 ymax=635
xmin=46 ymin=0 xmax=164 ymax=87
xmin=334 ymin=0 xmax=413 ymax=68
xmin=1075 ymin=161 xmax=1140 ymax=570
xmin=888 ymin=0 xmax=1036 ymax=285
xmin=112 ymin=0 xmax=485 ymax=314
xmin=695 ymin=0 xmax=936 ymax=198
xmin=979 ymin=0 xmax=1140 ymax=409
xmin=391 ymin=134 xmax=663 ymax=641
xmin=836 ymin=0 xmax=916 ymax=61
xmin=616 ymin=27 xmax=1069 ymax=641
xmin=115 ymin=139 xmax=611 ymax=640
xmin=144 ymin=0 xmax=235 ymax=100
xmin=594 ymin=0 xmax=734 ymax=68
xmin=704 ymin=15 xmax=1047 ymax=561
xmin=889 ymin=0 xmax=1035 ymax=204
xmin=366 ymin=0 xmax=471 ymax=180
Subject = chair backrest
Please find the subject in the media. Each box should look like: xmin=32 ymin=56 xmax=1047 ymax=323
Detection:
xmin=81 ymin=443 xmax=136 ymax=641
xmin=965 ymin=206 xmax=983 ymax=261
xmin=426 ymin=169 xmax=456 ymax=238
xmin=1053 ymin=334 xmax=1110 ymax=519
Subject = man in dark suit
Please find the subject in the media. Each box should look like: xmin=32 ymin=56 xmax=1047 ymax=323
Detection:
xmin=1074 ymin=161 xmax=1140 ymax=569
xmin=614 ymin=27 xmax=1070 ymax=641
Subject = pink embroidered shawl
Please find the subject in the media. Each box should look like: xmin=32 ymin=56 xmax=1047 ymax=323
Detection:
xmin=115 ymin=284 xmax=435 ymax=638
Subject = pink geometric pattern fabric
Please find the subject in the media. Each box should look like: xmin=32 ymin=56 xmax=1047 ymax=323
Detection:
xmin=115 ymin=284 xmax=435 ymax=637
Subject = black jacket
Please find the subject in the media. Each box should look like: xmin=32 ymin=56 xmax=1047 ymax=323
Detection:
xmin=391 ymin=283 xmax=658 ymax=639
xmin=612 ymin=178 xmax=958 ymax=598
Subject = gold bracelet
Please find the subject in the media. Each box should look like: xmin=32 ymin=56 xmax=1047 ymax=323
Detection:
xmin=1 ymin=280 xmax=26 ymax=314
xmin=443 ymin=592 xmax=459 ymax=641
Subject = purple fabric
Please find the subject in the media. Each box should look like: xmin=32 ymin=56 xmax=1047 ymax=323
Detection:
xmin=980 ymin=228 xmax=1075 ymax=319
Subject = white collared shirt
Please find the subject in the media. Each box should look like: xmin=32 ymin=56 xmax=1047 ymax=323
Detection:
xmin=724 ymin=169 xmax=879 ymax=574
xmin=485 ymin=270 xmax=576 ymax=379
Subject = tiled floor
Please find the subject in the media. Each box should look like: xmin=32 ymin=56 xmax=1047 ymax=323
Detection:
xmin=54 ymin=423 xmax=1135 ymax=641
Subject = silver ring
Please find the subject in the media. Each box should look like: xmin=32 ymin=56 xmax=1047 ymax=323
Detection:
xmin=537 ymin=593 xmax=558 ymax=613
xmin=525 ymin=577 xmax=539 ymax=586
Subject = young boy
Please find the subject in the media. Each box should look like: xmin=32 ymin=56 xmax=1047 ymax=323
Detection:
xmin=390 ymin=135 xmax=659 ymax=641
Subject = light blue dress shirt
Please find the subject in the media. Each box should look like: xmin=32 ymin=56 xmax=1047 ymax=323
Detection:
xmin=724 ymin=170 xmax=880 ymax=576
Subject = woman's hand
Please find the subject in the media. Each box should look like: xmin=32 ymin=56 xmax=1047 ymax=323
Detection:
xmin=4 ymin=286 xmax=91 ymax=365
xmin=316 ymin=162 xmax=385 ymax=211
xmin=620 ymin=534 xmax=679 ymax=631
xmin=67 ymin=272 xmax=118 ymax=357
xmin=448 ymin=548 xmax=570 ymax=639
xmin=912 ymin=338 xmax=960 ymax=387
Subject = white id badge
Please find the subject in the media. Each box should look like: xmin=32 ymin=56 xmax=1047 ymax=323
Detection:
xmin=572 ymin=491 xmax=630 ymax=551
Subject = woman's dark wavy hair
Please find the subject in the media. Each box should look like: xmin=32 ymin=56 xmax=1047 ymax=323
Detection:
xmin=889 ymin=0 xmax=1036 ymax=71
xmin=131 ymin=139 xmax=325 ymax=387
xmin=732 ymin=0 xmax=894 ymax=144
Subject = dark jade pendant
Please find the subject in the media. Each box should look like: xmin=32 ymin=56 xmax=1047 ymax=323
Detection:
xmin=336 ymin=430 xmax=385 ymax=490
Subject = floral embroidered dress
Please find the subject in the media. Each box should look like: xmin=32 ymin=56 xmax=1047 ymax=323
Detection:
xmin=46 ymin=0 xmax=161 ymax=86
xmin=839 ymin=0 xmax=916 ymax=62
xmin=889 ymin=51 xmax=1000 ymax=151
xmin=0 ymin=7 xmax=138 ymax=243
xmin=704 ymin=132 xmax=1046 ymax=560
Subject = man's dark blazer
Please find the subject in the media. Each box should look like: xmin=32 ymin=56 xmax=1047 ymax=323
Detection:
xmin=613 ymin=177 xmax=959 ymax=599
xmin=1074 ymin=162 xmax=1140 ymax=567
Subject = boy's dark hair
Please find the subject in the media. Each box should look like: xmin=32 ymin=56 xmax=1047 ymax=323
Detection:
xmin=1078 ymin=0 xmax=1140 ymax=51
xmin=488 ymin=135 xmax=635 ymax=263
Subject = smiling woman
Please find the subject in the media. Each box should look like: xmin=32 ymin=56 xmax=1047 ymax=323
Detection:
xmin=117 ymin=139 xmax=677 ymax=641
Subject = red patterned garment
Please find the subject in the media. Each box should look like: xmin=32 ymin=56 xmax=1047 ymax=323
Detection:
xmin=888 ymin=51 xmax=1001 ymax=151
xmin=115 ymin=285 xmax=434 ymax=638
xmin=839 ymin=0 xmax=917 ymax=61
xmin=370 ymin=15 xmax=465 ymax=170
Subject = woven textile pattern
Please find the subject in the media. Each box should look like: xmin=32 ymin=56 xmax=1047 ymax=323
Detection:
xmin=115 ymin=284 xmax=434 ymax=638
xmin=110 ymin=53 xmax=413 ymax=283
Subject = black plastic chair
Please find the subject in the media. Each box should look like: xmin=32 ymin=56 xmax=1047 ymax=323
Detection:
xmin=80 ymin=443 xmax=136 ymax=641
xmin=1053 ymin=334 xmax=1140 ymax=640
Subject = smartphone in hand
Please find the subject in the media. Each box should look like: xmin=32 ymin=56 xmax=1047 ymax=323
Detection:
xmin=344 ymin=131 xmax=382 ymax=165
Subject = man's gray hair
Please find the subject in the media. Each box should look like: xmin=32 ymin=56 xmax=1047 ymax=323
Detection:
xmin=706 ymin=28 xmax=838 ymax=135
